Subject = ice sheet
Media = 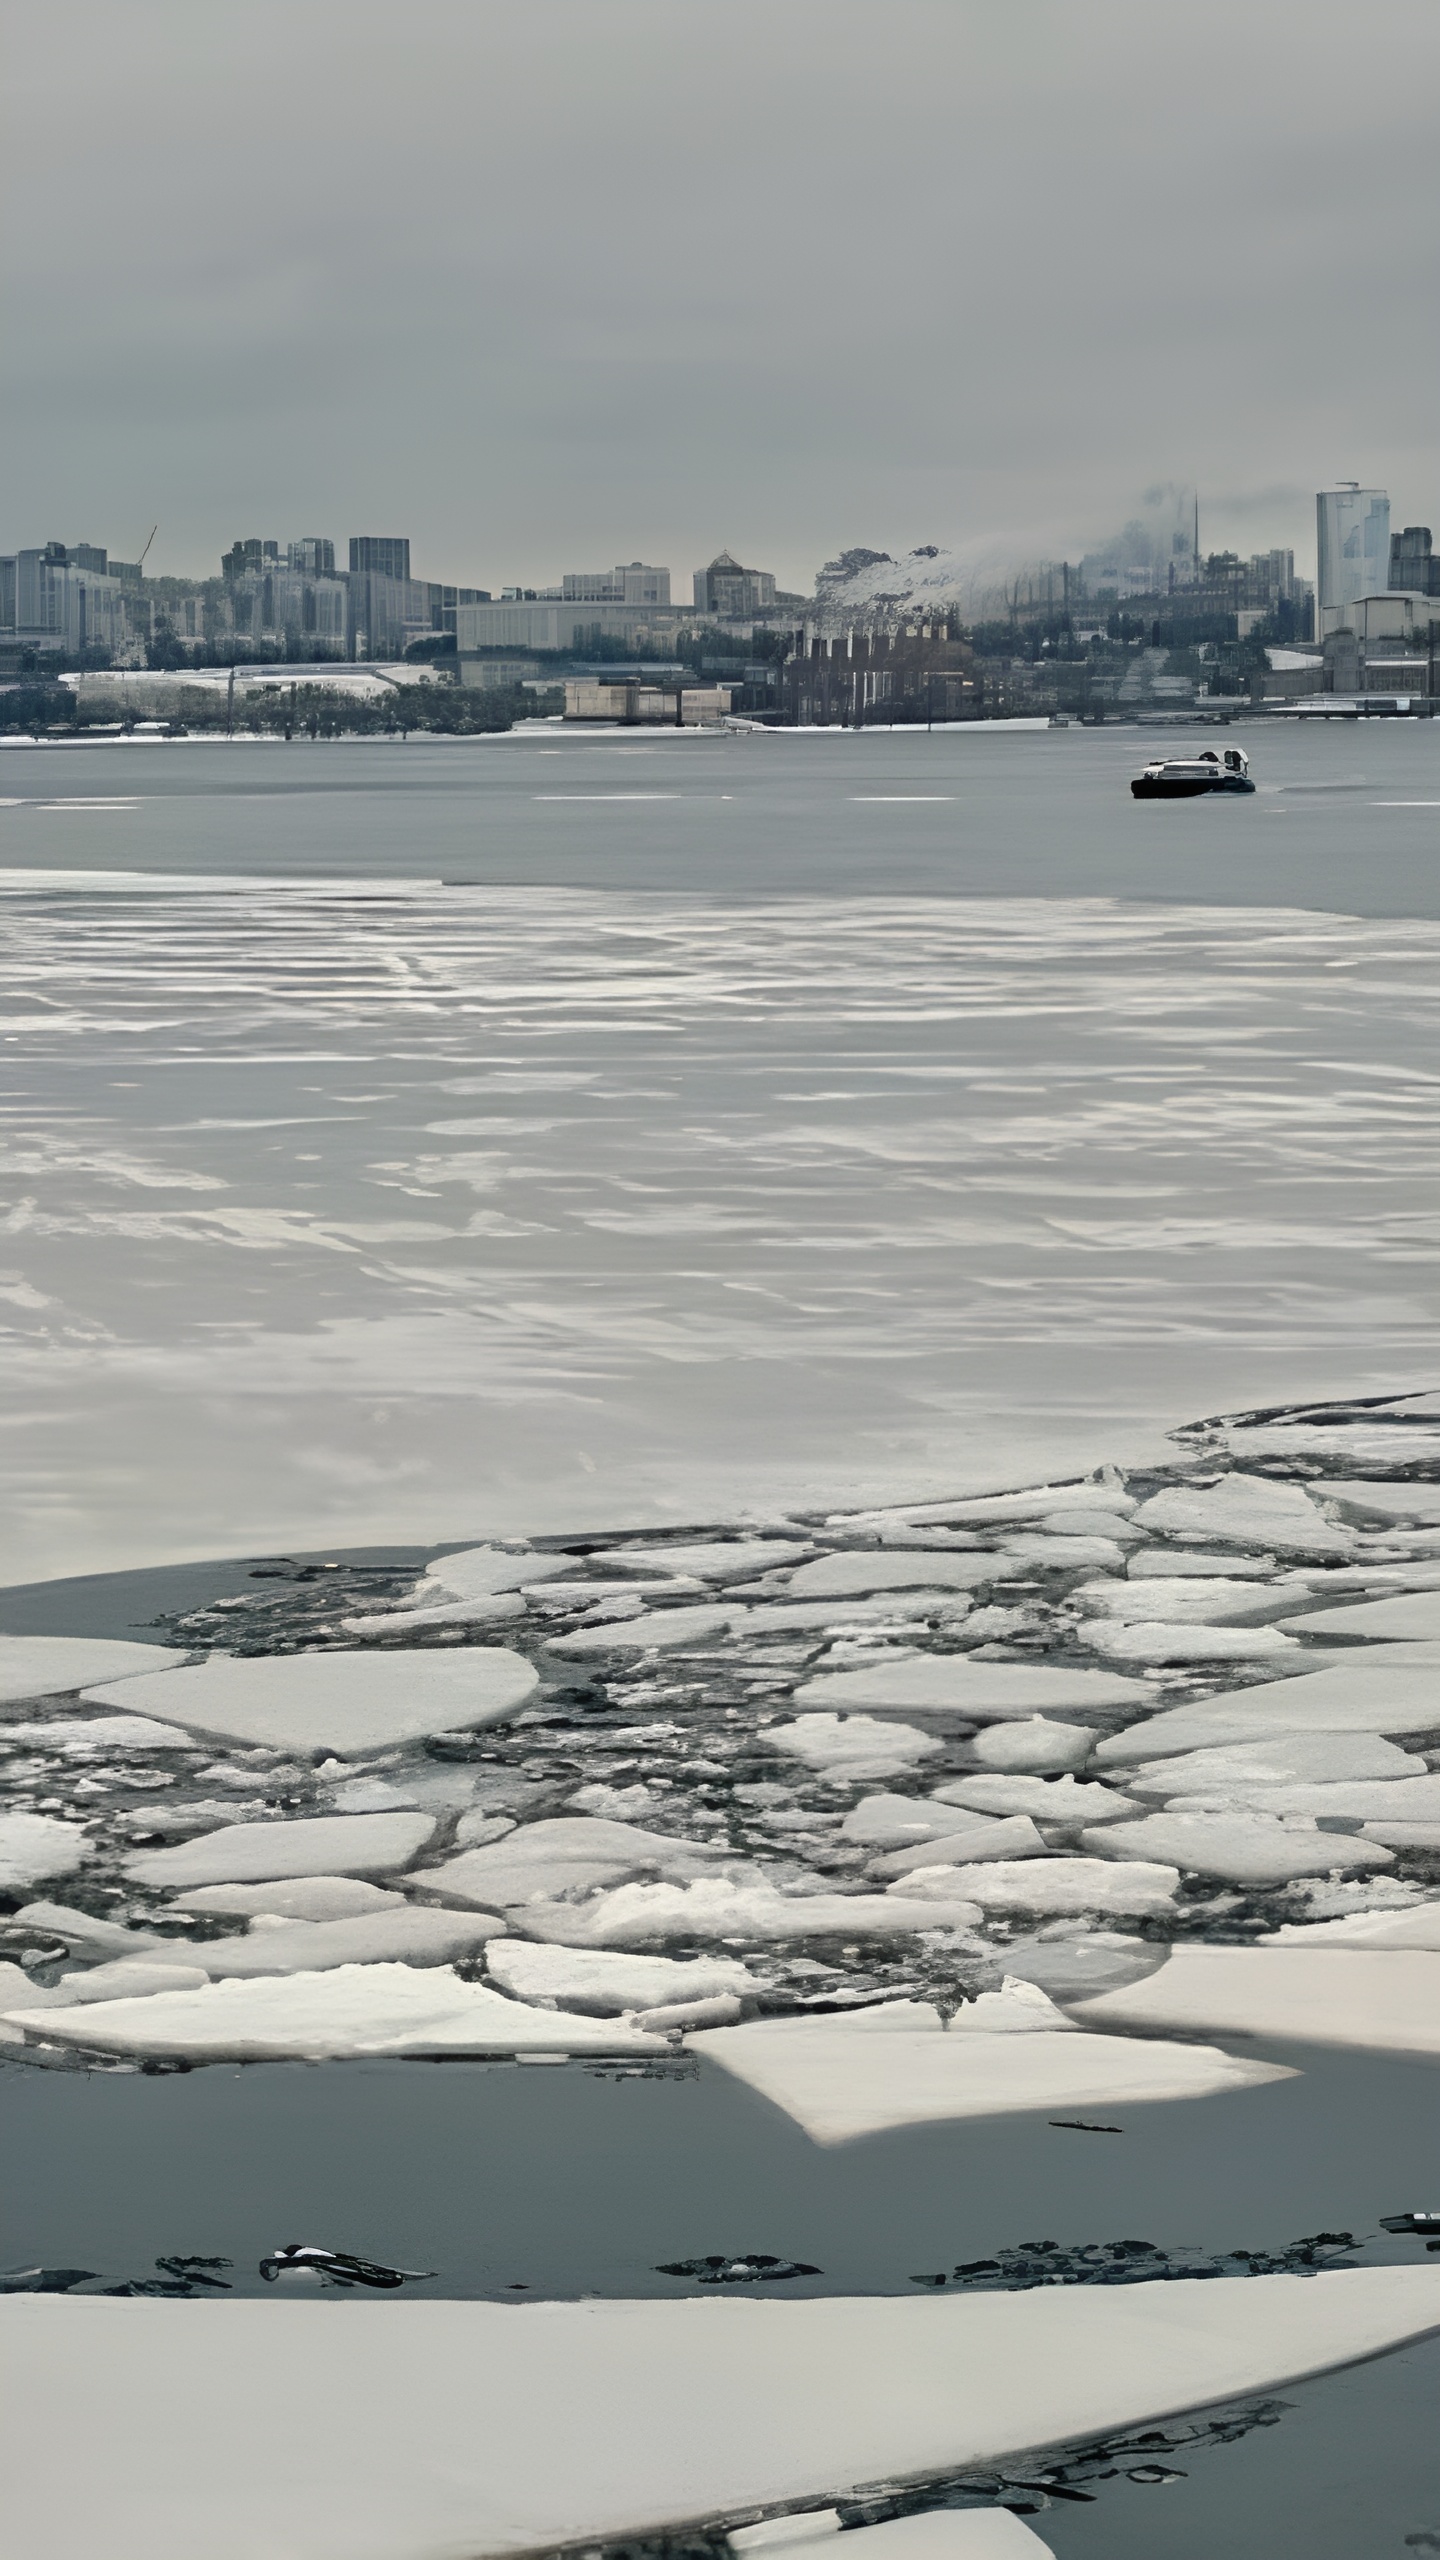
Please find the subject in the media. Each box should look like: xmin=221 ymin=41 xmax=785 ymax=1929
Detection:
xmin=5 ymin=2275 xmax=1439 ymax=2558
xmin=8 ymin=876 xmax=1440 ymax=1581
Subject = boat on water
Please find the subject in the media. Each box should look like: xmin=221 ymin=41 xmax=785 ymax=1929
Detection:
xmin=1131 ymin=745 xmax=1255 ymax=799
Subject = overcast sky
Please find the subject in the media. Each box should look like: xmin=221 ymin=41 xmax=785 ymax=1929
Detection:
xmin=5 ymin=0 xmax=1437 ymax=593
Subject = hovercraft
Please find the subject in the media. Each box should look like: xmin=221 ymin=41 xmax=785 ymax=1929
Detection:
xmin=1131 ymin=745 xmax=1255 ymax=798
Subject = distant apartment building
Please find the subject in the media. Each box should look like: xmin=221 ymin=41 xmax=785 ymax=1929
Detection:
xmin=1389 ymin=526 xmax=1440 ymax=597
xmin=562 ymin=563 xmax=671 ymax=606
xmin=1316 ymin=486 xmax=1390 ymax=636
xmin=349 ymin=536 xmax=411 ymax=583
xmin=455 ymin=596 xmax=689 ymax=656
xmin=693 ymin=551 xmax=777 ymax=619
xmin=221 ymin=537 xmax=349 ymax=653
xmin=0 ymin=540 xmax=134 ymax=660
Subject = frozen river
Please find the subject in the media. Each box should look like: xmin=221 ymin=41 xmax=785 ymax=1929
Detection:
xmin=4 ymin=720 xmax=1440 ymax=2560
xmin=2 ymin=720 xmax=1439 ymax=1582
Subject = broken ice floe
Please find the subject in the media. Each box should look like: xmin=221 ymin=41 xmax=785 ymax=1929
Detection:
xmin=0 ymin=1813 xmax=92 ymax=1891
xmin=793 ymin=1661 xmax=1154 ymax=1719
xmin=80 ymin=1645 xmax=538 ymax=1753
xmin=0 ymin=1635 xmax=186 ymax=1704
xmin=1130 ymin=1474 xmax=1354 ymax=1556
xmin=685 ymin=2002 xmax=1290 ymax=2142
xmin=1 ymin=1962 xmax=673 ymax=2061
xmin=11 ymin=1404 xmax=1440 ymax=2081
xmin=1075 ymin=1942 xmax=1440 ymax=2055
xmin=485 ymin=1940 xmax=762 ymax=2013
xmin=1081 ymin=1812 xmax=1395 ymax=1889
xmin=125 ymin=1811 xmax=437 ymax=1889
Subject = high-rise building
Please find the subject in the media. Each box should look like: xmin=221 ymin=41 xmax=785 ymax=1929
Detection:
xmin=349 ymin=536 xmax=410 ymax=582
xmin=1389 ymin=526 xmax=1440 ymax=598
xmin=289 ymin=537 xmax=336 ymax=577
xmin=1316 ymin=486 xmax=1390 ymax=634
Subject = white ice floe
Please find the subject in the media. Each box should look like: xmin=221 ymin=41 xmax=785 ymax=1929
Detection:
xmin=1079 ymin=1620 xmax=1303 ymax=1665
xmin=948 ymin=1977 xmax=1078 ymax=2034
xmin=1175 ymin=1776 xmax=1440 ymax=1820
xmin=611 ymin=1539 xmax=814 ymax=1580
xmin=1081 ymin=1812 xmax=1393 ymax=1887
xmin=1124 ymin=1733 xmax=1426 ymax=1797
xmin=9 ymin=2274 xmax=1438 ymax=2560
xmin=1316 ymin=1481 xmax=1440 ymax=1525
xmin=0 ymin=1713 xmax=196 ymax=1752
xmin=836 ymin=1482 xmax=1136 ymax=1531
xmin=417 ymin=1815 xmax=729 ymax=1909
xmin=0 ymin=1634 xmax=186 ymax=1704
xmin=485 ymin=1939 xmax=762 ymax=2013
xmin=870 ymin=1818 xmax=1049 ymax=1877
xmin=167 ymin=1876 xmax=405 ymax=1920
xmin=1131 ymin=1472 xmax=1352 ymax=1557
xmin=58 ymin=1959 xmax=212 ymax=2003
xmin=1276 ymin=1590 xmax=1440 ymax=1641
xmin=741 ymin=1598 xmax=965 ymax=1635
xmin=793 ymin=1660 xmax=1153 ymax=1721
xmin=1128 ymin=1548 xmax=1279 ymax=1578
xmin=0 ymin=1962 xmax=80 ymax=2031
xmin=947 ymin=1858 xmax=1180 ymax=1917
xmin=421 ymin=1544 xmax=570 ymax=1601
xmin=516 ymin=1878 xmax=985 ymax=1946
xmin=1076 ymin=1574 xmax=1310 ymax=1623
xmin=1 ymin=1961 xmax=672 ymax=2062
xmin=125 ymin=1811 xmax=436 ymax=1889
xmin=998 ymin=1533 xmax=1129 ymax=1570
xmin=546 ymin=1604 xmax=739 ymax=1654
xmin=764 ymin=1715 xmax=943 ymax=1779
xmin=1360 ymin=1820 xmax=1440 ymax=1848
xmin=1264 ymin=1901 xmax=1440 ymax=1947
xmin=342 ymin=1592 xmax=526 ymax=1636
xmin=970 ymin=1719 xmax=1096 ymax=1773
xmin=113 ymin=1907 xmax=507 ymax=1981
xmin=785 ymin=1554 xmax=997 ymax=1600
xmin=932 ymin=1773 xmax=1135 ymax=1825
xmin=1094 ymin=1655 xmax=1440 ymax=1762
xmin=80 ymin=1645 xmax=538 ymax=1753
xmin=838 ymin=1794 xmax=977 ymax=1848
xmin=10 ymin=1900 xmax=166 ymax=1957
xmin=730 ymin=2514 xmax=1047 ymax=2558
xmin=0 ymin=1812 xmax=92 ymax=1891
xmin=687 ymin=2006 xmax=1288 ymax=2142
xmin=1073 ymin=1943 xmax=1440 ymax=2055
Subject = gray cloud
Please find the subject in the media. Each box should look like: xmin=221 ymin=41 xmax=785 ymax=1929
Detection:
xmin=4 ymin=0 xmax=1437 ymax=590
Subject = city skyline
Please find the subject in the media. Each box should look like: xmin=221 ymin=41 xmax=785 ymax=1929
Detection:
xmin=4 ymin=1 xmax=1437 ymax=594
